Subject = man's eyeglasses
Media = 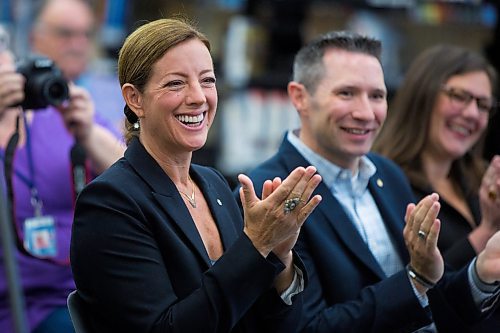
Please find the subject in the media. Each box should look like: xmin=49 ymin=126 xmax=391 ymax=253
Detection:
xmin=39 ymin=24 xmax=95 ymax=41
xmin=441 ymin=85 xmax=496 ymax=115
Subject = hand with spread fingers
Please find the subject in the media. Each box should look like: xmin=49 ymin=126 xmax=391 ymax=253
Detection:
xmin=403 ymin=193 xmax=443 ymax=292
xmin=259 ymin=173 xmax=322 ymax=261
xmin=247 ymin=168 xmax=321 ymax=293
xmin=239 ymin=165 xmax=322 ymax=259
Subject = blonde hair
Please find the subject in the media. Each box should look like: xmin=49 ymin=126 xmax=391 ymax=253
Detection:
xmin=118 ymin=18 xmax=210 ymax=144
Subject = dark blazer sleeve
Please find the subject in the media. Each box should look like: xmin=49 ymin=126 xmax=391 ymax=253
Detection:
xmin=294 ymin=231 xmax=433 ymax=333
xmin=70 ymin=159 xmax=302 ymax=333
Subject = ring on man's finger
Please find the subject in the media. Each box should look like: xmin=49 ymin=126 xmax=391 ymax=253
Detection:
xmin=417 ymin=230 xmax=427 ymax=240
xmin=284 ymin=197 xmax=301 ymax=214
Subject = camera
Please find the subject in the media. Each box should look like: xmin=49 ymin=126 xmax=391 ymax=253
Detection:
xmin=14 ymin=55 xmax=69 ymax=110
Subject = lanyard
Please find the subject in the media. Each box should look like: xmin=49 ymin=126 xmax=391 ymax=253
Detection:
xmin=1 ymin=113 xmax=42 ymax=216
xmin=1 ymin=112 xmax=75 ymax=265
xmin=1 ymin=113 xmax=91 ymax=204
xmin=23 ymin=112 xmax=43 ymax=216
xmin=2 ymin=114 xmax=38 ymax=259
xmin=0 ymin=151 xmax=31 ymax=187
xmin=2 ymin=114 xmax=20 ymax=224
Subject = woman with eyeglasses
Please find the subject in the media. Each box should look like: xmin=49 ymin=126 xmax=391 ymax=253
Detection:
xmin=374 ymin=44 xmax=500 ymax=332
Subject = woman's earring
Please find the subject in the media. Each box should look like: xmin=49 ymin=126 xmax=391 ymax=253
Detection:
xmin=133 ymin=122 xmax=140 ymax=130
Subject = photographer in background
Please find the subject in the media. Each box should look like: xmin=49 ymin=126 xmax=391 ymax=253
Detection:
xmin=31 ymin=0 xmax=125 ymax=132
xmin=0 ymin=6 xmax=124 ymax=332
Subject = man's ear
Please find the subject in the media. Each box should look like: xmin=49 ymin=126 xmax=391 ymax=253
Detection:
xmin=288 ymin=81 xmax=310 ymax=116
xmin=122 ymin=83 xmax=144 ymax=118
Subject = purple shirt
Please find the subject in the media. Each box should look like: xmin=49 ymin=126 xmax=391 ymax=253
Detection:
xmin=0 ymin=107 xmax=119 ymax=331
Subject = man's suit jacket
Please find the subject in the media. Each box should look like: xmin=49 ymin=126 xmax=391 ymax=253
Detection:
xmin=70 ymin=137 xmax=304 ymax=333
xmin=241 ymin=135 xmax=488 ymax=333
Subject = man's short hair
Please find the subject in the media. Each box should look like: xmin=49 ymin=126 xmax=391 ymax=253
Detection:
xmin=293 ymin=31 xmax=382 ymax=93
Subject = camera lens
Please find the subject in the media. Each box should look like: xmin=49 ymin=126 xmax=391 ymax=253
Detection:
xmin=43 ymin=78 xmax=69 ymax=106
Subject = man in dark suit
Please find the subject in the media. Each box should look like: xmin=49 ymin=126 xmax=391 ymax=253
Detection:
xmin=236 ymin=31 xmax=500 ymax=332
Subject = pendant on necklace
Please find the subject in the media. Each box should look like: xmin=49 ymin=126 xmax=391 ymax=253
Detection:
xmin=179 ymin=177 xmax=197 ymax=208
xmin=185 ymin=196 xmax=196 ymax=208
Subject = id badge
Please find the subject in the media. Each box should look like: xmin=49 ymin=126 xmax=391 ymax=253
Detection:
xmin=23 ymin=216 xmax=57 ymax=258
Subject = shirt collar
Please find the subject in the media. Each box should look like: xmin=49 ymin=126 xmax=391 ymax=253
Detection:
xmin=287 ymin=129 xmax=376 ymax=195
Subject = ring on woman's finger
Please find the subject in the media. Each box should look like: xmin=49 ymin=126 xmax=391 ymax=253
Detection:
xmin=417 ymin=230 xmax=427 ymax=240
xmin=488 ymin=186 xmax=497 ymax=201
xmin=284 ymin=197 xmax=301 ymax=214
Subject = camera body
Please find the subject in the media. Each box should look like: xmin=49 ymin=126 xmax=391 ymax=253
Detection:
xmin=15 ymin=55 xmax=69 ymax=110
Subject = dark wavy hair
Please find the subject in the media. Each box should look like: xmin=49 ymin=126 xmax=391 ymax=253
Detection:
xmin=374 ymin=44 xmax=497 ymax=194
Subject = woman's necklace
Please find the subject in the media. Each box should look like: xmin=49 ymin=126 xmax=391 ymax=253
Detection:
xmin=178 ymin=177 xmax=196 ymax=208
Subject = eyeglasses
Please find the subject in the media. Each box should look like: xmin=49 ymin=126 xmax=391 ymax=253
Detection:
xmin=441 ymin=85 xmax=495 ymax=115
